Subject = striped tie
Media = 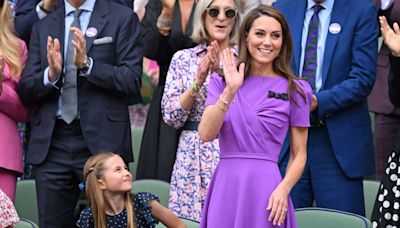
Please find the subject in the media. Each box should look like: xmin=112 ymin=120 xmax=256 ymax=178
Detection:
xmin=302 ymin=4 xmax=323 ymax=90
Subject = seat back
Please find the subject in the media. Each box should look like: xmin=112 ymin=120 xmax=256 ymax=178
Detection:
xmin=155 ymin=218 xmax=199 ymax=228
xmin=14 ymin=180 xmax=39 ymax=225
xmin=363 ymin=179 xmax=380 ymax=220
xmin=129 ymin=127 xmax=144 ymax=180
xmin=15 ymin=218 xmax=39 ymax=228
xmin=132 ymin=179 xmax=170 ymax=207
xmin=296 ymin=207 xmax=372 ymax=228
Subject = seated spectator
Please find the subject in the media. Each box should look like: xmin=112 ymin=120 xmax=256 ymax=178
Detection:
xmin=77 ymin=152 xmax=186 ymax=228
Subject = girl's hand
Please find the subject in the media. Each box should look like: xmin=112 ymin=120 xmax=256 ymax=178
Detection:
xmin=207 ymin=41 xmax=221 ymax=73
xmin=266 ymin=184 xmax=290 ymax=226
xmin=0 ymin=56 xmax=3 ymax=95
xmin=149 ymin=200 xmax=187 ymax=228
xmin=380 ymin=16 xmax=400 ymax=57
xmin=221 ymin=48 xmax=244 ymax=94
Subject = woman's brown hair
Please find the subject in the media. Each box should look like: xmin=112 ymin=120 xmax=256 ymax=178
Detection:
xmin=237 ymin=5 xmax=305 ymax=100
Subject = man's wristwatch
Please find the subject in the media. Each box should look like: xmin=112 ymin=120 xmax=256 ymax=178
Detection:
xmin=39 ymin=2 xmax=53 ymax=14
xmin=79 ymin=57 xmax=91 ymax=73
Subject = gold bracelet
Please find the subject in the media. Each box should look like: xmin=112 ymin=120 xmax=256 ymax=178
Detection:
xmin=216 ymin=98 xmax=228 ymax=111
xmin=219 ymin=95 xmax=230 ymax=105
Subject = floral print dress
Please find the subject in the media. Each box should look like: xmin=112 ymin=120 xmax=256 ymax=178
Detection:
xmin=0 ymin=189 xmax=19 ymax=227
xmin=162 ymin=44 xmax=236 ymax=222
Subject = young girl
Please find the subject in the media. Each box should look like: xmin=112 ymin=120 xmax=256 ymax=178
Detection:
xmin=77 ymin=152 xmax=186 ymax=228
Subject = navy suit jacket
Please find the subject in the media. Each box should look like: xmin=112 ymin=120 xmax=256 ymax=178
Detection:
xmin=274 ymin=0 xmax=378 ymax=178
xmin=14 ymin=0 xmax=133 ymax=44
xmin=18 ymin=0 xmax=142 ymax=165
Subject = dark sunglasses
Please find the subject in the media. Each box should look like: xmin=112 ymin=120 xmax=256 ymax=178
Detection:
xmin=206 ymin=7 xmax=237 ymax=19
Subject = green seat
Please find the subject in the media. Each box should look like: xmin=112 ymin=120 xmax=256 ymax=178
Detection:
xmin=181 ymin=218 xmax=200 ymax=228
xmin=156 ymin=218 xmax=199 ymax=228
xmin=14 ymin=180 xmax=38 ymax=225
xmin=15 ymin=218 xmax=39 ymax=228
xmin=296 ymin=207 xmax=372 ymax=228
xmin=132 ymin=179 xmax=170 ymax=207
xmin=363 ymin=179 xmax=380 ymax=220
xmin=129 ymin=127 xmax=144 ymax=180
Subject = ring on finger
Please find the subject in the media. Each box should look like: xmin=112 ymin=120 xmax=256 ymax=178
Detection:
xmin=282 ymin=208 xmax=288 ymax=212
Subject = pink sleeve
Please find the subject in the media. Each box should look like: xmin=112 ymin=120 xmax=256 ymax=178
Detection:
xmin=0 ymin=40 xmax=34 ymax=122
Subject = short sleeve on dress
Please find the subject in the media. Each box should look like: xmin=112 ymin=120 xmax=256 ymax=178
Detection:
xmin=76 ymin=208 xmax=95 ymax=228
xmin=289 ymin=80 xmax=312 ymax=127
xmin=205 ymin=73 xmax=226 ymax=107
xmin=133 ymin=192 xmax=160 ymax=227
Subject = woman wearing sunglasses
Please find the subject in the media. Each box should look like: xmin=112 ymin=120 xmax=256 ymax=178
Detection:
xmin=199 ymin=5 xmax=310 ymax=227
xmin=137 ymin=0 xmax=197 ymax=184
xmin=161 ymin=0 xmax=240 ymax=222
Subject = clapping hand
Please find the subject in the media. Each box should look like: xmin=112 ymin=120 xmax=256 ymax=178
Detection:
xmin=380 ymin=16 xmax=400 ymax=57
xmin=207 ymin=40 xmax=221 ymax=73
xmin=47 ymin=36 xmax=62 ymax=81
xmin=221 ymin=48 xmax=244 ymax=94
xmin=42 ymin=0 xmax=58 ymax=12
xmin=71 ymin=27 xmax=88 ymax=69
xmin=195 ymin=53 xmax=212 ymax=85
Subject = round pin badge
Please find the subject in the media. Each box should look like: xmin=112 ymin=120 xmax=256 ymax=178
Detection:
xmin=86 ymin=27 xmax=97 ymax=37
xmin=329 ymin=23 xmax=341 ymax=34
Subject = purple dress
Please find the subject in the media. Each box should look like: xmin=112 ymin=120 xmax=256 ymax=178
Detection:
xmin=200 ymin=74 xmax=312 ymax=228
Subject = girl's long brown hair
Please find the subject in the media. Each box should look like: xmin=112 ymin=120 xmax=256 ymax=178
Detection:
xmin=237 ymin=5 xmax=305 ymax=100
xmin=83 ymin=152 xmax=135 ymax=228
xmin=0 ymin=0 xmax=24 ymax=77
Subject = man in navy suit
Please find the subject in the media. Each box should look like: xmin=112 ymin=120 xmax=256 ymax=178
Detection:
xmin=18 ymin=0 xmax=142 ymax=227
xmin=274 ymin=0 xmax=378 ymax=215
xmin=14 ymin=0 xmax=133 ymax=44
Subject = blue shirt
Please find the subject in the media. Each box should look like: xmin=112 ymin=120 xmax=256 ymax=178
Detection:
xmin=299 ymin=0 xmax=334 ymax=92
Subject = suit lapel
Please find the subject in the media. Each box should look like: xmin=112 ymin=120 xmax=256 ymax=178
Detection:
xmin=49 ymin=8 xmax=66 ymax=62
xmin=86 ymin=0 xmax=109 ymax=52
xmin=291 ymin=0 xmax=307 ymax=74
xmin=321 ymin=0 xmax=348 ymax=88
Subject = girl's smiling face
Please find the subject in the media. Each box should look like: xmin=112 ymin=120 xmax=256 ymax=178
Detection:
xmin=98 ymin=155 xmax=132 ymax=193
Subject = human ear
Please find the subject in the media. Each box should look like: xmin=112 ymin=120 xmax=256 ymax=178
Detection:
xmin=98 ymin=179 xmax=106 ymax=190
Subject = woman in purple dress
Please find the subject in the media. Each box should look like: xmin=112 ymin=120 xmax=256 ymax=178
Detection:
xmin=198 ymin=5 xmax=312 ymax=228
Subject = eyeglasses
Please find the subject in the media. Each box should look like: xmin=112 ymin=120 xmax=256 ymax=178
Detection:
xmin=206 ymin=7 xmax=237 ymax=19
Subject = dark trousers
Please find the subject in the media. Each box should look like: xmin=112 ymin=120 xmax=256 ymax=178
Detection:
xmin=280 ymin=126 xmax=365 ymax=216
xmin=374 ymin=113 xmax=400 ymax=180
xmin=33 ymin=120 xmax=91 ymax=228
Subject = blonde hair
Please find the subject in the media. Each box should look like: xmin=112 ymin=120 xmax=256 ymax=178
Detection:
xmin=237 ymin=5 xmax=305 ymax=101
xmin=191 ymin=0 xmax=240 ymax=44
xmin=83 ymin=152 xmax=136 ymax=228
xmin=0 ymin=0 xmax=24 ymax=78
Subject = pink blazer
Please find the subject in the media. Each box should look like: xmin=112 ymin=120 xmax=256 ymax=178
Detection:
xmin=0 ymin=39 xmax=30 ymax=174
